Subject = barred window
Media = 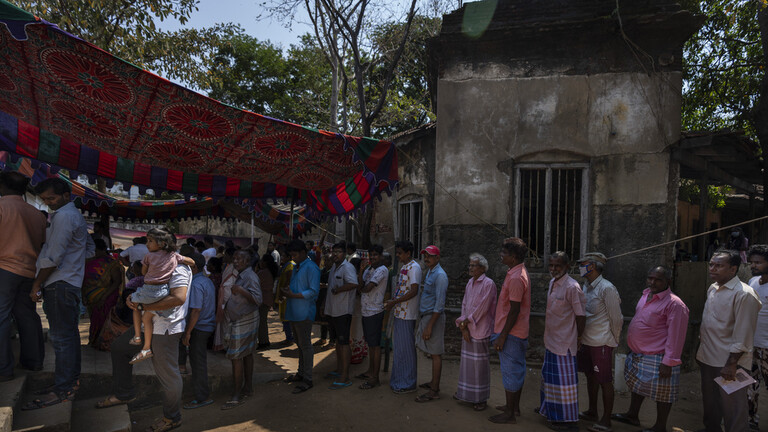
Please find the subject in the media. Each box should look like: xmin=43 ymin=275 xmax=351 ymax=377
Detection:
xmin=399 ymin=200 xmax=423 ymax=258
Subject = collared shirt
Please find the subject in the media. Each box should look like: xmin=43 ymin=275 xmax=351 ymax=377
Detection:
xmin=234 ymin=267 xmax=262 ymax=307
xmin=494 ymin=264 xmax=531 ymax=339
xmin=750 ymin=276 xmax=768 ymax=349
xmin=457 ymin=274 xmax=497 ymax=339
xmin=285 ymin=258 xmax=320 ymax=322
xmin=394 ymin=260 xmax=422 ymax=320
xmin=188 ymin=272 xmax=217 ymax=332
xmin=152 ymin=264 xmax=191 ymax=335
xmin=493 ymin=263 xmax=531 ymax=339
xmin=0 ymin=195 xmax=47 ymax=278
xmin=627 ymin=288 xmax=689 ymax=366
xmin=361 ymin=265 xmax=388 ymax=317
xmin=119 ymin=244 xmax=149 ymax=265
xmin=697 ymin=276 xmax=761 ymax=369
xmin=419 ymin=263 xmax=448 ymax=315
xmin=581 ymin=275 xmax=623 ymax=347
xmin=544 ymin=274 xmax=586 ymax=356
xmin=325 ymin=259 xmax=357 ymax=317
xmin=36 ymin=201 xmax=95 ymax=287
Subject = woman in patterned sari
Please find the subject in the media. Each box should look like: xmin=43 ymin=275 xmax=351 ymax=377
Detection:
xmin=81 ymin=238 xmax=124 ymax=348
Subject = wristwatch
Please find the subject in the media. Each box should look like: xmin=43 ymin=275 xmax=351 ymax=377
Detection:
xmin=137 ymin=303 xmax=144 ymax=311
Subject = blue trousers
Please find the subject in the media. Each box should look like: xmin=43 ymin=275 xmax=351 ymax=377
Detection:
xmin=0 ymin=268 xmax=44 ymax=377
xmin=42 ymin=280 xmax=81 ymax=395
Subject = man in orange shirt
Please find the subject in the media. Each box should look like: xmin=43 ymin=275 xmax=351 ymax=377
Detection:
xmin=0 ymin=172 xmax=47 ymax=381
xmin=489 ymin=238 xmax=531 ymax=424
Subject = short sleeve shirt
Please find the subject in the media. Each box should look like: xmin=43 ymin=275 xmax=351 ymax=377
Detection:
xmin=325 ymin=260 xmax=357 ymax=317
xmin=751 ymin=276 xmax=768 ymax=349
xmin=493 ymin=263 xmax=531 ymax=339
xmin=152 ymin=265 xmax=192 ymax=335
xmin=543 ymin=274 xmax=586 ymax=356
xmin=188 ymin=272 xmax=217 ymax=332
xmin=394 ymin=260 xmax=422 ymax=320
xmin=361 ymin=265 xmax=388 ymax=316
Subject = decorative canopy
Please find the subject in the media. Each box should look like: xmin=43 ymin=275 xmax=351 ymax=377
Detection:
xmin=0 ymin=0 xmax=398 ymax=217
xmin=0 ymin=152 xmax=312 ymax=237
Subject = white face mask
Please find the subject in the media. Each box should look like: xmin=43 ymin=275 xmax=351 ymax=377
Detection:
xmin=732 ymin=232 xmax=740 ymax=238
xmin=579 ymin=264 xmax=590 ymax=277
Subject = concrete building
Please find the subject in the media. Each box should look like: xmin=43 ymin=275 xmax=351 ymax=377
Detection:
xmin=375 ymin=0 xmax=702 ymax=342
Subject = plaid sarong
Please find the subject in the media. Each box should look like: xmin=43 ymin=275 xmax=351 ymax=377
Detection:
xmin=539 ymin=349 xmax=579 ymax=422
xmin=224 ymin=310 xmax=259 ymax=360
xmin=624 ymin=352 xmax=680 ymax=403
xmin=455 ymin=337 xmax=491 ymax=403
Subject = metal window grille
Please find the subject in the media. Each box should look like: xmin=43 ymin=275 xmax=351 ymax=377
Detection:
xmin=514 ymin=165 xmax=589 ymax=268
xmin=399 ymin=200 xmax=423 ymax=258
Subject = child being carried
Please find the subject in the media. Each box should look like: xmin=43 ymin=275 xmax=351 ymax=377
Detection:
xmin=128 ymin=227 xmax=194 ymax=364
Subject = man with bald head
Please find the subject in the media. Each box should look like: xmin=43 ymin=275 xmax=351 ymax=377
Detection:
xmin=612 ymin=266 xmax=689 ymax=432
xmin=0 ymin=172 xmax=47 ymax=381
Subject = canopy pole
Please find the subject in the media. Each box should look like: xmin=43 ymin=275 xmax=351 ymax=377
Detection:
xmin=289 ymin=201 xmax=295 ymax=239
xmin=250 ymin=211 xmax=254 ymax=245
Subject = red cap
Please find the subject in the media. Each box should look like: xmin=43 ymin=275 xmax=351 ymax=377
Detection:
xmin=420 ymin=245 xmax=441 ymax=256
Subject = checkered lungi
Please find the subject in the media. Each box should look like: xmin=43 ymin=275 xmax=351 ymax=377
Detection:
xmin=624 ymin=352 xmax=680 ymax=403
xmin=455 ymin=337 xmax=491 ymax=403
xmin=539 ymin=349 xmax=579 ymax=422
xmin=224 ymin=310 xmax=259 ymax=360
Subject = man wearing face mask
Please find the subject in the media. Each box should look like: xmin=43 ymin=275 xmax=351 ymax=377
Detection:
xmin=575 ymin=252 xmax=623 ymax=432
xmin=538 ymin=251 xmax=586 ymax=431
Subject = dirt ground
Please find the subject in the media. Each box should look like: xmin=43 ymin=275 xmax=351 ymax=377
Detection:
xmin=128 ymin=315 xmax=714 ymax=432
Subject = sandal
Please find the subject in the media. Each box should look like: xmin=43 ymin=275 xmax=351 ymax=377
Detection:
xmin=580 ymin=411 xmax=599 ymax=421
xmin=183 ymin=399 xmax=213 ymax=409
xmin=221 ymin=399 xmax=245 ymax=410
xmin=419 ymin=382 xmax=433 ymax=390
xmin=145 ymin=417 xmax=181 ymax=432
xmin=473 ymin=402 xmax=487 ymax=411
xmin=35 ymin=379 xmax=80 ymax=396
xmin=129 ymin=336 xmax=143 ymax=346
xmin=96 ymin=395 xmax=136 ymax=409
xmin=415 ymin=390 xmax=440 ymax=403
xmin=587 ymin=424 xmax=613 ymax=432
xmin=292 ymin=382 xmax=313 ymax=394
xmin=283 ymin=374 xmax=302 ymax=383
xmin=611 ymin=413 xmax=641 ymax=427
xmin=488 ymin=412 xmax=517 ymax=424
xmin=21 ymin=392 xmax=67 ymax=410
xmin=130 ymin=349 xmax=153 ymax=365
xmin=329 ymin=381 xmax=352 ymax=390
xmin=359 ymin=380 xmax=379 ymax=390
xmin=354 ymin=373 xmax=372 ymax=380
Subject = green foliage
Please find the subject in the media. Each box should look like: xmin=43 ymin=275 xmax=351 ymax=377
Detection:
xmin=11 ymin=0 xmax=240 ymax=89
xmin=682 ymin=0 xmax=764 ymax=136
xmin=678 ymin=179 xmax=732 ymax=209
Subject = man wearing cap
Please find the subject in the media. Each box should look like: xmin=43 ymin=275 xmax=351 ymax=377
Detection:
xmin=0 ymin=172 xmax=47 ymax=382
xmin=576 ymin=252 xmax=623 ymax=432
xmin=414 ymin=245 xmax=448 ymax=402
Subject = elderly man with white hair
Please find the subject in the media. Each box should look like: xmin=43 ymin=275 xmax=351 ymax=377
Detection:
xmin=454 ymin=253 xmax=498 ymax=411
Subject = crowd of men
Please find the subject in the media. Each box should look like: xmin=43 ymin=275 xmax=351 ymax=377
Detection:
xmin=2 ymin=168 xmax=768 ymax=432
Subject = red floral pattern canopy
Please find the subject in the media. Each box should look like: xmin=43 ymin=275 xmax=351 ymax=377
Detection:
xmin=0 ymin=0 xmax=398 ymax=217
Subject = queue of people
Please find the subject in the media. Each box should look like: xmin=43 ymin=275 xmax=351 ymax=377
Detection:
xmin=3 ymin=168 xmax=768 ymax=432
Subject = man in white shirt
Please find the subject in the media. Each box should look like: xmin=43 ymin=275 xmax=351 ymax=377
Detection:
xmin=698 ymin=249 xmax=761 ymax=432
xmin=201 ymin=235 xmax=217 ymax=264
xmin=385 ymin=240 xmax=422 ymax=394
xmin=576 ymin=252 xmax=623 ymax=431
xmin=119 ymin=237 xmax=149 ymax=267
xmin=98 ymin=262 xmax=191 ymax=431
xmin=357 ymin=244 xmax=389 ymax=389
xmin=325 ymin=241 xmax=358 ymax=389
xmin=748 ymin=245 xmax=768 ymax=429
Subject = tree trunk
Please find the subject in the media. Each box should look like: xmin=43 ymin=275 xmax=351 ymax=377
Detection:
xmin=753 ymin=5 xmax=768 ymax=242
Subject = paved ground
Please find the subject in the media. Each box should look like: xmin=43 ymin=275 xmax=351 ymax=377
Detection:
xmin=12 ymin=306 xmax=754 ymax=431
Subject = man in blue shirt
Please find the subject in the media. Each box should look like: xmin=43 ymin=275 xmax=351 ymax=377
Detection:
xmin=26 ymin=178 xmax=94 ymax=409
xmin=414 ymin=245 xmax=448 ymax=403
xmin=281 ymin=239 xmax=320 ymax=393
xmin=182 ymin=253 xmax=216 ymax=409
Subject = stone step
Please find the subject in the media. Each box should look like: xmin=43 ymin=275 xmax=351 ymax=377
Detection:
xmin=0 ymin=374 xmax=27 ymax=432
xmin=70 ymin=398 xmax=131 ymax=432
xmin=12 ymin=398 xmax=71 ymax=432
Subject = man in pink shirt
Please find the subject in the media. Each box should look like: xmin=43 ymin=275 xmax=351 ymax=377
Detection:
xmin=613 ymin=266 xmax=689 ymax=432
xmin=488 ymin=238 xmax=530 ymax=424
xmin=539 ymin=251 xmax=585 ymax=431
